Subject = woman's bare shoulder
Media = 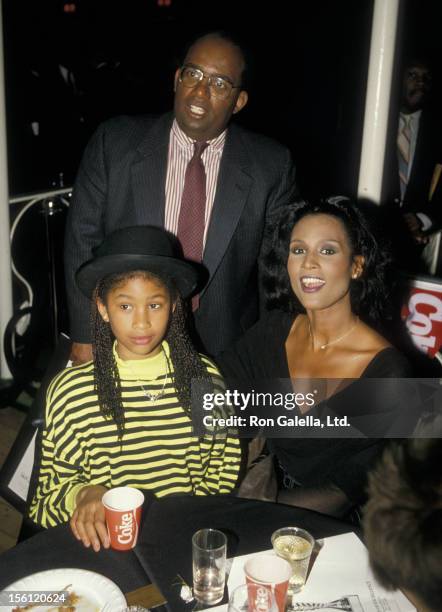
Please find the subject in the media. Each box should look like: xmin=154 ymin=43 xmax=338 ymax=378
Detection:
xmin=358 ymin=320 xmax=391 ymax=352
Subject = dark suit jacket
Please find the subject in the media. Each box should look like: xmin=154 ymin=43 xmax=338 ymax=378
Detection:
xmin=384 ymin=109 xmax=442 ymax=229
xmin=64 ymin=113 xmax=297 ymax=355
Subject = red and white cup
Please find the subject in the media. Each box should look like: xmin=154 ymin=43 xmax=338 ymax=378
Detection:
xmin=244 ymin=554 xmax=291 ymax=612
xmin=102 ymin=487 xmax=144 ymax=551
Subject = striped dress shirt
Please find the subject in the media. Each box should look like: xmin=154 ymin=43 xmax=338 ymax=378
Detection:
xmin=165 ymin=120 xmax=226 ymax=248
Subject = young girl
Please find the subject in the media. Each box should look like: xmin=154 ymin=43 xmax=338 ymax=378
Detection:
xmin=29 ymin=226 xmax=241 ymax=551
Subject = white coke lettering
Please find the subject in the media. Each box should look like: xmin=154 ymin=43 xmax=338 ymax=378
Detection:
xmin=406 ymin=292 xmax=442 ymax=353
xmin=253 ymin=586 xmax=273 ymax=612
xmin=117 ymin=512 xmax=134 ymax=544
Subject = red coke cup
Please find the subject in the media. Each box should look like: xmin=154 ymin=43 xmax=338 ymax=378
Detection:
xmin=102 ymin=487 xmax=144 ymax=551
xmin=244 ymin=554 xmax=291 ymax=612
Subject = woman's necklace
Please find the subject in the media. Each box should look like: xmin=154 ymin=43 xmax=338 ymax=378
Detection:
xmin=309 ymin=317 xmax=359 ymax=350
xmin=125 ymin=346 xmax=170 ymax=401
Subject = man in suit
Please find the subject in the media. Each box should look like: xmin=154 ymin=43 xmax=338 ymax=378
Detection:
xmin=384 ymin=57 xmax=442 ymax=273
xmin=65 ymin=32 xmax=297 ymax=363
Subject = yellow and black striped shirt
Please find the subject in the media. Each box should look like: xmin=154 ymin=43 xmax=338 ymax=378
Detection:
xmin=29 ymin=342 xmax=241 ymax=527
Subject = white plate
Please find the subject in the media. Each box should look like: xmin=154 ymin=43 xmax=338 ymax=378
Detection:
xmin=3 ymin=568 xmax=127 ymax=612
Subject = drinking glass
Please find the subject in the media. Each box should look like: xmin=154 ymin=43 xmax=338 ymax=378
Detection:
xmin=228 ymin=584 xmax=277 ymax=611
xmin=192 ymin=528 xmax=227 ymax=606
xmin=271 ymin=527 xmax=314 ymax=594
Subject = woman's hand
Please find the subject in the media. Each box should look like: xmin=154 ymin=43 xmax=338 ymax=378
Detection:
xmin=70 ymin=485 xmax=109 ymax=552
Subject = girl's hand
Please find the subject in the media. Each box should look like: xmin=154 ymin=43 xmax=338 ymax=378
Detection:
xmin=70 ymin=485 xmax=109 ymax=552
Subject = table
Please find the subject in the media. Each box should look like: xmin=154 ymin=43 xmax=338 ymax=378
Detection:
xmin=0 ymin=496 xmax=358 ymax=611
xmin=0 ymin=522 xmax=149 ymax=593
xmin=135 ymin=495 xmax=359 ymax=612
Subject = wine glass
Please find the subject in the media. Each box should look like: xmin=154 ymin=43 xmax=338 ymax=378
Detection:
xmin=271 ymin=527 xmax=314 ymax=594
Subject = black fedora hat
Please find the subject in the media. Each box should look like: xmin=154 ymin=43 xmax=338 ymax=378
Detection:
xmin=76 ymin=226 xmax=199 ymax=298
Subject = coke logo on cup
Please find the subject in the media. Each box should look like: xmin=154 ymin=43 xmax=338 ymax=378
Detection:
xmin=102 ymin=486 xmax=144 ymax=551
xmin=254 ymin=586 xmax=272 ymax=611
xmin=405 ymin=291 xmax=442 ymax=354
xmin=116 ymin=511 xmax=138 ymax=545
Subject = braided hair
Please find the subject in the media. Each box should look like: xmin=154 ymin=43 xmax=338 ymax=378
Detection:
xmin=90 ymin=270 xmax=211 ymax=439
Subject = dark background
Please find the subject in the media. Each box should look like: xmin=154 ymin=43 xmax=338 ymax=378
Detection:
xmin=3 ymin=0 xmax=442 ymax=377
xmin=4 ymin=0 xmax=442 ymax=197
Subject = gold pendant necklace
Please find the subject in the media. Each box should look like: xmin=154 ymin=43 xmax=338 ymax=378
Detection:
xmin=309 ymin=317 xmax=359 ymax=350
xmin=125 ymin=346 xmax=170 ymax=401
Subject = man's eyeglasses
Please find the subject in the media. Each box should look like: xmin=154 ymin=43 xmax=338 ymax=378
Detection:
xmin=179 ymin=65 xmax=240 ymax=100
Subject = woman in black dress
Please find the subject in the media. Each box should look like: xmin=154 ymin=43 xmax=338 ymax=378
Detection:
xmin=218 ymin=197 xmax=411 ymax=518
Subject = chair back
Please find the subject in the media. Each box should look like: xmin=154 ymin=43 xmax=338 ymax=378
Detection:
xmin=0 ymin=334 xmax=72 ymax=515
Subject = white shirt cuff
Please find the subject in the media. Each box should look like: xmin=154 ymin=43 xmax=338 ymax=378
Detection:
xmin=416 ymin=213 xmax=432 ymax=232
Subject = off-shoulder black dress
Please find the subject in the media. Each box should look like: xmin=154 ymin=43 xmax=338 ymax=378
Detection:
xmin=217 ymin=310 xmax=412 ymax=505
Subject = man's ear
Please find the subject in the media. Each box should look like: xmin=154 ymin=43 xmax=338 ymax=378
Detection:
xmin=97 ymin=299 xmax=109 ymax=322
xmin=233 ymin=90 xmax=248 ymax=114
xmin=173 ymin=68 xmax=181 ymax=93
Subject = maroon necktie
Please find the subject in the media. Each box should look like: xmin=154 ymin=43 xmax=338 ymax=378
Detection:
xmin=177 ymin=141 xmax=208 ymax=311
xmin=177 ymin=141 xmax=209 ymax=264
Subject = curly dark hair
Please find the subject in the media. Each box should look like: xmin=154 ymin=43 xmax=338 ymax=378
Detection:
xmin=262 ymin=197 xmax=393 ymax=325
xmin=90 ymin=270 xmax=211 ymax=439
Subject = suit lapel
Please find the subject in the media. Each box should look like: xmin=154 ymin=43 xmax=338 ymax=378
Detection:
xmin=131 ymin=113 xmax=173 ymax=226
xmin=402 ymin=111 xmax=436 ymax=210
xmin=201 ymin=125 xmax=253 ymax=294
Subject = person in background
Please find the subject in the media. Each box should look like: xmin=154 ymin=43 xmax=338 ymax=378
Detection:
xmin=384 ymin=56 xmax=442 ymax=273
xmin=218 ymin=197 xmax=411 ymax=518
xmin=364 ymin=437 xmax=442 ymax=612
xmin=64 ymin=30 xmax=297 ymax=364
xmin=30 ymin=226 xmax=241 ymax=551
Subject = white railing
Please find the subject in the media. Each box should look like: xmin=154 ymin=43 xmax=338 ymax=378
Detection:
xmin=10 ymin=188 xmax=72 ymax=312
xmin=5 ymin=187 xmax=72 ymax=378
xmin=0 ymin=0 xmax=11 ymax=379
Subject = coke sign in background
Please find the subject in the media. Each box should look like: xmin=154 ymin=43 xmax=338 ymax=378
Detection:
xmin=402 ymin=277 xmax=442 ymax=358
